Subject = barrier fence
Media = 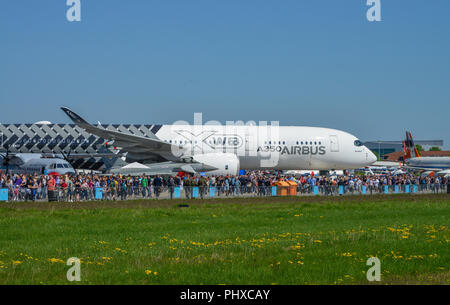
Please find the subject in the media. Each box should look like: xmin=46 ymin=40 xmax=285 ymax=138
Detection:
xmin=0 ymin=182 xmax=449 ymax=202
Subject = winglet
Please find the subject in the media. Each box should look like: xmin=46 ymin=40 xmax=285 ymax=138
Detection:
xmin=60 ymin=107 xmax=91 ymax=127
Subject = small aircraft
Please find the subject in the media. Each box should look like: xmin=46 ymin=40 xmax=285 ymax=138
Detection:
xmin=402 ymin=131 xmax=450 ymax=176
xmin=0 ymin=152 xmax=75 ymax=175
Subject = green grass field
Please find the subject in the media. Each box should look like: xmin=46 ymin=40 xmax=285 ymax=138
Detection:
xmin=0 ymin=194 xmax=449 ymax=285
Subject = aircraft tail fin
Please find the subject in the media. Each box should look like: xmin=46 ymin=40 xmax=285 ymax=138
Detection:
xmin=402 ymin=140 xmax=409 ymax=164
xmin=404 ymin=131 xmax=420 ymax=160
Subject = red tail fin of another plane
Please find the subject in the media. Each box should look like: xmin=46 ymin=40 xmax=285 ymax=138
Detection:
xmin=404 ymin=131 xmax=420 ymax=160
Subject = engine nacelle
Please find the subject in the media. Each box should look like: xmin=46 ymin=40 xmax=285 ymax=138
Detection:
xmin=192 ymin=153 xmax=240 ymax=176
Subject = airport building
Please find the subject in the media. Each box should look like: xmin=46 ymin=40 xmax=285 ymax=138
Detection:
xmin=0 ymin=123 xmax=154 ymax=171
xmin=363 ymin=140 xmax=444 ymax=159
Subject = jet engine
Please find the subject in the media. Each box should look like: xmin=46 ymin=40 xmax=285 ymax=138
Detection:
xmin=192 ymin=153 xmax=240 ymax=176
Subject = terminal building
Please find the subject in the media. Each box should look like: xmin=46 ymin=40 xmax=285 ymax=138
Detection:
xmin=363 ymin=139 xmax=444 ymax=160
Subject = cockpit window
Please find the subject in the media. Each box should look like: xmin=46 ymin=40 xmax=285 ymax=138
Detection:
xmin=354 ymin=140 xmax=363 ymax=147
xmin=57 ymin=164 xmax=64 ymax=168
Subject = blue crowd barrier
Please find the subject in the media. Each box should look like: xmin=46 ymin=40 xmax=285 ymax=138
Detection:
xmin=174 ymin=187 xmax=181 ymax=198
xmin=362 ymin=185 xmax=367 ymax=194
xmin=0 ymin=189 xmax=8 ymax=201
xmin=384 ymin=185 xmax=389 ymax=194
xmin=209 ymin=187 xmax=215 ymax=197
xmin=272 ymin=186 xmax=277 ymax=196
xmin=95 ymin=187 xmax=103 ymax=199
xmin=192 ymin=187 xmax=199 ymax=198
xmin=313 ymin=186 xmax=319 ymax=195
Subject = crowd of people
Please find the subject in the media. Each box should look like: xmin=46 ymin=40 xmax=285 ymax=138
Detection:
xmin=0 ymin=170 xmax=448 ymax=202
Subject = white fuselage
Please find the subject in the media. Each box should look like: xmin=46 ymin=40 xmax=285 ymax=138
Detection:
xmin=0 ymin=153 xmax=75 ymax=175
xmin=152 ymin=125 xmax=377 ymax=170
xmin=406 ymin=156 xmax=450 ymax=170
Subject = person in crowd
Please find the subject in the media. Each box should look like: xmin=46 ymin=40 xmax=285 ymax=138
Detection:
xmin=167 ymin=176 xmax=175 ymax=200
xmin=153 ymin=175 xmax=162 ymax=198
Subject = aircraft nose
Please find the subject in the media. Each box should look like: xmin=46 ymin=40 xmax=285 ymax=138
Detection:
xmin=366 ymin=148 xmax=377 ymax=164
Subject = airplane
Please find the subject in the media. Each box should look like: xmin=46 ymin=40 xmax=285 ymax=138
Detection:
xmin=60 ymin=107 xmax=377 ymax=176
xmin=402 ymin=131 xmax=450 ymax=176
xmin=0 ymin=153 xmax=75 ymax=175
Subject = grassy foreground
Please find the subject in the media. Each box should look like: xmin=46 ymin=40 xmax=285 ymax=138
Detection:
xmin=0 ymin=194 xmax=449 ymax=284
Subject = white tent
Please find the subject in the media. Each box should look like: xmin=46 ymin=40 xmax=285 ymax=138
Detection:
xmin=121 ymin=162 xmax=149 ymax=169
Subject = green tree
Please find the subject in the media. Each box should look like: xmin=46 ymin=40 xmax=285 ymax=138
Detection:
xmin=429 ymin=146 xmax=442 ymax=151
xmin=415 ymin=144 xmax=424 ymax=152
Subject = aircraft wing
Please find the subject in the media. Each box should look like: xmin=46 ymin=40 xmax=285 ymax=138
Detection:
xmin=40 ymin=152 xmax=119 ymax=159
xmin=108 ymin=161 xmax=217 ymax=175
xmin=63 ymin=153 xmax=119 ymax=159
xmin=61 ymin=107 xmax=184 ymax=161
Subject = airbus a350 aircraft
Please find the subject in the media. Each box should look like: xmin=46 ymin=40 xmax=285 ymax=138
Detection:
xmin=61 ymin=107 xmax=377 ymax=176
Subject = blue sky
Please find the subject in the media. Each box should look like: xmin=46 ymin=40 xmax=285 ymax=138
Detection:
xmin=1 ymin=1 xmax=449 ymax=148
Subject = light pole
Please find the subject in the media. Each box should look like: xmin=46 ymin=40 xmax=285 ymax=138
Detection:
xmin=378 ymin=141 xmax=381 ymax=161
